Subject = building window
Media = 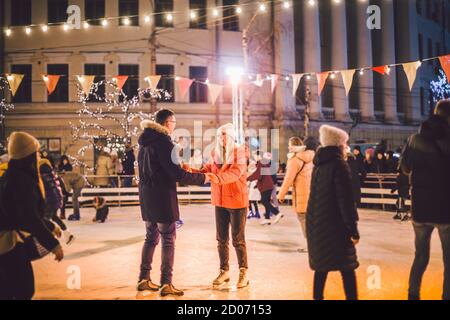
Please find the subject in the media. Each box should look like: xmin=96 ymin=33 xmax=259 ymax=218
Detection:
xmin=85 ymin=0 xmax=105 ymax=25
xmin=47 ymin=64 xmax=69 ymax=103
xmin=84 ymin=64 xmax=105 ymax=102
xmin=11 ymin=0 xmax=31 ymax=26
xmin=223 ymin=0 xmax=239 ymax=31
xmin=418 ymin=33 xmax=423 ymax=60
xmin=119 ymin=0 xmax=139 ymax=26
xmin=190 ymin=0 xmax=207 ymax=29
xmin=426 ymin=0 xmax=432 ymax=19
xmin=155 ymin=0 xmax=173 ymax=27
xmin=48 ymin=0 xmax=68 ymax=24
xmin=156 ymin=65 xmax=175 ymax=102
xmin=11 ymin=64 xmax=32 ymax=103
xmin=189 ymin=66 xmax=208 ymax=103
xmin=416 ymin=0 xmax=422 ymax=15
xmin=118 ymin=64 xmax=139 ymax=100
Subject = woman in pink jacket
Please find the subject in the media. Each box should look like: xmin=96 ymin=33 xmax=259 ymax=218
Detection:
xmin=187 ymin=123 xmax=250 ymax=289
xmin=278 ymin=137 xmax=316 ymax=253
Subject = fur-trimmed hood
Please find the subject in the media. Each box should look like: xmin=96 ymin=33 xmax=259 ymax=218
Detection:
xmin=139 ymin=120 xmax=170 ymax=147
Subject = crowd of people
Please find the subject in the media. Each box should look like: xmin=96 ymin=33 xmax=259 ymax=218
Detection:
xmin=0 ymin=99 xmax=449 ymax=300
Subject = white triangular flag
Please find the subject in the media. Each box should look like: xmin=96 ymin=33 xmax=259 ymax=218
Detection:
xmin=340 ymin=69 xmax=356 ymax=96
xmin=403 ymin=61 xmax=421 ymax=91
xmin=291 ymin=74 xmax=304 ymax=96
xmin=207 ymin=83 xmax=223 ymax=105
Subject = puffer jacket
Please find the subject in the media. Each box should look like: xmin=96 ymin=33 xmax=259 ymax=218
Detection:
xmin=306 ymin=146 xmax=360 ymax=272
xmin=39 ymin=160 xmax=63 ymax=214
xmin=278 ymin=146 xmax=315 ymax=213
xmin=95 ymin=154 xmax=113 ymax=186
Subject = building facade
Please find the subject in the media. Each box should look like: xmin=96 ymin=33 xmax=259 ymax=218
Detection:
xmin=1 ymin=0 xmax=449 ymax=168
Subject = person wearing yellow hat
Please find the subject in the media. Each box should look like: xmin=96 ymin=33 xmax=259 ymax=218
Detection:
xmin=0 ymin=131 xmax=64 ymax=300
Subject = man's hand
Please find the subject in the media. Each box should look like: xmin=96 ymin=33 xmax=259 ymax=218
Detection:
xmin=52 ymin=245 xmax=64 ymax=262
xmin=206 ymin=173 xmax=219 ymax=184
xmin=53 ymin=226 xmax=62 ymax=238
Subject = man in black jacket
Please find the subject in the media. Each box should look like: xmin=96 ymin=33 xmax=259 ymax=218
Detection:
xmin=137 ymin=109 xmax=215 ymax=297
xmin=400 ymin=99 xmax=450 ymax=300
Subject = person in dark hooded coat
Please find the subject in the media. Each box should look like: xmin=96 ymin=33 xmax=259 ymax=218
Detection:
xmin=306 ymin=125 xmax=360 ymax=300
xmin=400 ymin=99 xmax=450 ymax=300
xmin=137 ymin=109 xmax=215 ymax=297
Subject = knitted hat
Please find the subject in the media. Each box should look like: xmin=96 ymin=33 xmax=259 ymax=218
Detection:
xmin=8 ymin=132 xmax=40 ymax=160
xmin=217 ymin=123 xmax=235 ymax=139
xmin=319 ymin=125 xmax=349 ymax=147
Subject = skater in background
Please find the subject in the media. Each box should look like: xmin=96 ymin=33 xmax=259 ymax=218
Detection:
xmin=346 ymin=147 xmax=362 ymax=207
xmin=248 ymin=151 xmax=282 ymax=226
xmin=39 ymin=159 xmax=75 ymax=245
xmin=391 ymin=167 xmax=410 ymax=221
xmin=57 ymin=155 xmax=72 ymax=173
xmin=247 ymin=160 xmax=261 ymax=219
xmin=92 ymin=196 xmax=109 ymax=223
xmin=278 ymin=136 xmax=315 ymax=253
xmin=122 ymin=144 xmax=136 ymax=187
xmin=61 ymin=171 xmax=86 ymax=221
xmin=306 ymin=125 xmax=360 ymax=300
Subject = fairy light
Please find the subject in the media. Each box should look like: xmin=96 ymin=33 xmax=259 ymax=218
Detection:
xmin=308 ymin=0 xmax=316 ymax=6
xmin=190 ymin=10 xmax=197 ymax=20
xmin=101 ymin=19 xmax=108 ymax=26
xmin=5 ymin=28 xmax=12 ymax=37
xmin=122 ymin=17 xmax=131 ymax=25
xmin=83 ymin=21 xmax=90 ymax=29
xmin=63 ymin=23 xmax=70 ymax=31
xmin=43 ymin=75 xmax=49 ymax=82
xmin=330 ymin=73 xmax=336 ymax=79
xmin=6 ymin=75 xmax=13 ymax=81
xmin=41 ymin=25 xmax=48 ymax=32
xmin=144 ymin=15 xmax=151 ymax=23
xmin=285 ymin=76 xmax=290 ymax=81
xmin=212 ymin=8 xmax=219 ymax=17
xmin=236 ymin=7 xmax=242 ymax=14
xmin=25 ymin=27 xmax=31 ymax=35
xmin=166 ymin=13 xmax=173 ymax=22
xmin=259 ymin=3 xmax=267 ymax=12
xmin=306 ymin=75 xmax=311 ymax=80
xmin=283 ymin=1 xmax=291 ymax=9
xmin=359 ymin=69 xmax=364 ymax=75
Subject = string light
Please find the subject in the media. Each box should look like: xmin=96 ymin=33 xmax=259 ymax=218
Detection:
xmin=122 ymin=17 xmax=131 ymax=25
xmin=83 ymin=21 xmax=90 ymax=29
xmin=144 ymin=15 xmax=151 ymax=23
xmin=25 ymin=27 xmax=31 ymax=35
xmin=330 ymin=73 xmax=336 ymax=79
xmin=101 ymin=19 xmax=108 ymax=26
xmin=285 ymin=76 xmax=290 ymax=81
xmin=190 ymin=11 xmax=197 ymax=20
xmin=166 ymin=13 xmax=173 ymax=22
xmin=236 ymin=7 xmax=242 ymax=14
xmin=259 ymin=3 xmax=267 ymax=12
xmin=306 ymin=75 xmax=311 ymax=80
xmin=359 ymin=69 xmax=364 ymax=75
xmin=5 ymin=28 xmax=12 ymax=37
xmin=43 ymin=75 xmax=49 ymax=82
xmin=41 ymin=25 xmax=48 ymax=32
xmin=6 ymin=75 xmax=13 ymax=81
xmin=63 ymin=24 xmax=70 ymax=31
xmin=308 ymin=0 xmax=316 ymax=6
xmin=283 ymin=1 xmax=291 ymax=9
xmin=212 ymin=8 xmax=219 ymax=17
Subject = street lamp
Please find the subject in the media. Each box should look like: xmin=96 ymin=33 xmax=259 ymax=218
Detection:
xmin=226 ymin=66 xmax=245 ymax=144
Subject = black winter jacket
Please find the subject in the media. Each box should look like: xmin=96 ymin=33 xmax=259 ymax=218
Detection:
xmin=400 ymin=115 xmax=450 ymax=224
xmin=306 ymin=146 xmax=360 ymax=272
xmin=0 ymin=165 xmax=59 ymax=252
xmin=138 ymin=121 xmax=205 ymax=223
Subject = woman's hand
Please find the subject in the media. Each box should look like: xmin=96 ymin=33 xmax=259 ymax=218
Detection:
xmin=52 ymin=245 xmax=64 ymax=262
xmin=53 ymin=226 xmax=62 ymax=238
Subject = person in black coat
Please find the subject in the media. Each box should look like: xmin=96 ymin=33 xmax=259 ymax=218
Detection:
xmin=306 ymin=125 xmax=360 ymax=300
xmin=137 ymin=109 xmax=215 ymax=297
xmin=121 ymin=145 xmax=136 ymax=187
xmin=0 ymin=132 xmax=63 ymax=300
xmin=346 ymin=150 xmax=362 ymax=207
xmin=391 ymin=167 xmax=410 ymax=221
xmin=400 ymin=100 xmax=450 ymax=300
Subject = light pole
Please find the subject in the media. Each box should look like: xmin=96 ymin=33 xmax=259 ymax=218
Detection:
xmin=226 ymin=66 xmax=245 ymax=144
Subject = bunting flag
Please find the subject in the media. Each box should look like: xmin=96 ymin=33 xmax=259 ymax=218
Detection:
xmin=253 ymin=74 xmax=264 ymax=87
xmin=402 ymin=61 xmax=422 ymax=91
xmin=291 ymin=74 xmax=304 ymax=96
xmin=438 ymin=55 xmax=450 ymax=82
xmin=6 ymin=74 xmax=24 ymax=97
xmin=317 ymin=72 xmax=329 ymax=96
xmin=270 ymin=74 xmax=279 ymax=93
xmin=145 ymin=75 xmax=161 ymax=90
xmin=76 ymin=75 xmax=96 ymax=96
xmin=42 ymin=75 xmax=61 ymax=95
xmin=176 ymin=77 xmax=194 ymax=98
xmin=112 ymin=76 xmax=128 ymax=91
xmin=207 ymin=83 xmax=224 ymax=105
xmin=340 ymin=69 xmax=356 ymax=96
xmin=372 ymin=65 xmax=391 ymax=75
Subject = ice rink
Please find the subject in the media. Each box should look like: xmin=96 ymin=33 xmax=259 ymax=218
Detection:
xmin=32 ymin=204 xmax=446 ymax=300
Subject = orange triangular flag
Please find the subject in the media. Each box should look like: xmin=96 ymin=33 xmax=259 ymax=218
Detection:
xmin=372 ymin=65 xmax=390 ymax=75
xmin=112 ymin=76 xmax=128 ymax=91
xmin=145 ymin=75 xmax=161 ymax=90
xmin=77 ymin=75 xmax=96 ymax=95
xmin=6 ymin=74 xmax=24 ymax=97
xmin=42 ymin=75 xmax=61 ymax=95
xmin=317 ymin=72 xmax=329 ymax=96
xmin=207 ymin=83 xmax=223 ymax=105
xmin=439 ymin=55 xmax=450 ymax=83
xmin=176 ymin=77 xmax=194 ymax=98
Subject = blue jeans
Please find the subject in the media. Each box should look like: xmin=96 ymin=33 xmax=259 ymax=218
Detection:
xmin=139 ymin=222 xmax=176 ymax=285
xmin=408 ymin=222 xmax=450 ymax=300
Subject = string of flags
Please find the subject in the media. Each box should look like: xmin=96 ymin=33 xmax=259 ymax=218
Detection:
xmin=1 ymin=54 xmax=450 ymax=104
